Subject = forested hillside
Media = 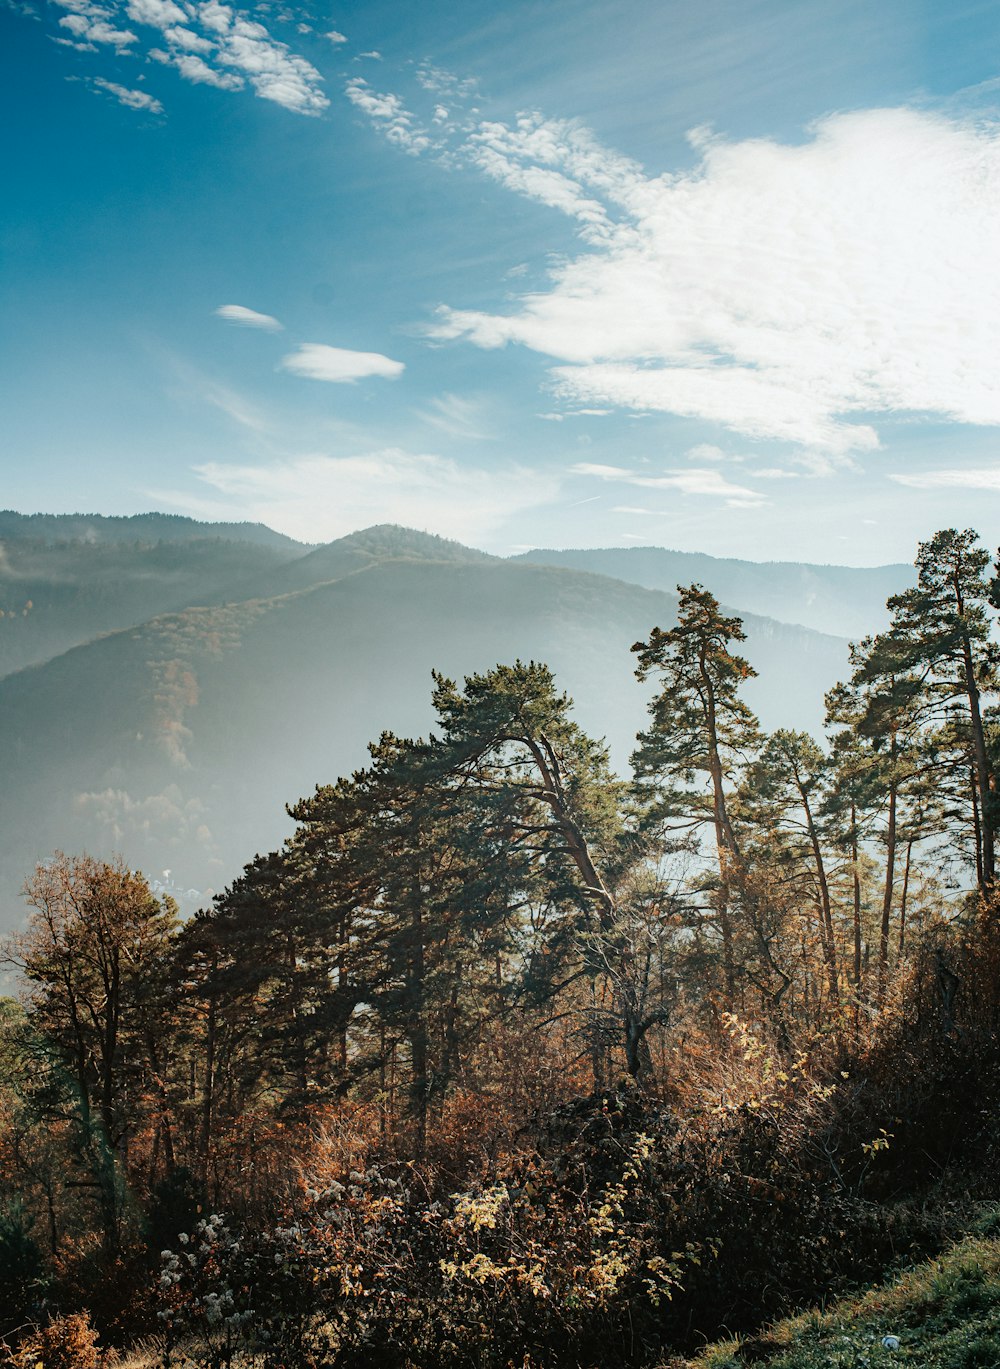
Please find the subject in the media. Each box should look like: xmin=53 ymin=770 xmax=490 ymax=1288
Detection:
xmin=0 ymin=525 xmax=851 ymax=932
xmin=1 ymin=526 xmax=998 ymax=1368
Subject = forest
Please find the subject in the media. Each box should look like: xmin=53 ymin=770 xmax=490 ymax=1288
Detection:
xmin=1 ymin=525 xmax=999 ymax=1368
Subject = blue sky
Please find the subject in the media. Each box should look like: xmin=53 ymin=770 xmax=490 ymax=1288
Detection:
xmin=3 ymin=0 xmax=1000 ymax=563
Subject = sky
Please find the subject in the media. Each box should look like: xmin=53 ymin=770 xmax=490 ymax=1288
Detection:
xmin=3 ymin=0 xmax=1000 ymax=564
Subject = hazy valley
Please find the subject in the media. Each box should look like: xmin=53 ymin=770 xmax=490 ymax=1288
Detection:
xmin=0 ymin=513 xmax=910 ymax=930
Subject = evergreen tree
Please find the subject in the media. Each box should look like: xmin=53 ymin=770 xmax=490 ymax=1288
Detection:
xmin=632 ymin=586 xmax=761 ymax=999
xmin=886 ymin=528 xmax=997 ymax=886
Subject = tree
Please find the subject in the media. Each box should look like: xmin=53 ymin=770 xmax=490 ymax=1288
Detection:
xmin=429 ymin=662 xmax=668 ymax=1083
xmin=888 ymin=529 xmax=997 ymax=887
xmin=744 ymin=730 xmax=840 ymax=1005
xmin=632 ymin=586 xmax=761 ymax=999
xmin=4 ymin=854 xmax=177 ymax=1252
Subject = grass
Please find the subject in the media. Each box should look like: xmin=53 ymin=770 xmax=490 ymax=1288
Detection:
xmin=674 ymin=1218 xmax=1000 ymax=1369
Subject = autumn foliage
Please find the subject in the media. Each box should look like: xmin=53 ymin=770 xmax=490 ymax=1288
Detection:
xmin=2 ymin=528 xmax=1000 ymax=1365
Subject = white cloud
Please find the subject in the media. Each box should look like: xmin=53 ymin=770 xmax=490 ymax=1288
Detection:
xmin=197 ymin=0 xmax=230 ymax=32
xmin=685 ymin=443 xmax=728 ymax=464
xmin=215 ymin=303 xmax=283 ymax=330
xmin=92 ymin=76 xmax=163 ymax=111
xmin=177 ymin=449 xmax=560 ymax=543
xmin=889 ymin=469 xmax=1000 ymax=491
xmin=125 ymin=0 xmax=185 ymax=26
xmin=573 ymin=461 xmax=766 ymax=507
xmin=161 ymin=25 xmax=214 ymax=51
xmin=423 ymin=106 xmax=1000 ymax=460
xmin=279 ymin=343 xmax=405 ymax=383
xmin=415 ymin=63 xmax=477 ymax=98
xmin=213 ymin=14 xmax=328 ymax=114
xmin=58 ymin=4 xmax=137 ymax=48
xmin=325 ymin=28 xmax=346 ymax=42
xmin=169 ymin=51 xmax=242 ymax=86
xmin=51 ymin=0 xmax=327 ymax=115
xmin=345 ymin=77 xmax=430 ymax=154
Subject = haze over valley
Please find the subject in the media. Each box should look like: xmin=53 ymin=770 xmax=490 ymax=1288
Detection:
xmin=0 ymin=512 xmax=911 ymax=931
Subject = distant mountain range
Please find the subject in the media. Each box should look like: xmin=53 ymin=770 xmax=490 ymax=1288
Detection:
xmin=514 ymin=545 xmax=912 ymax=640
xmin=0 ymin=513 xmax=914 ymax=933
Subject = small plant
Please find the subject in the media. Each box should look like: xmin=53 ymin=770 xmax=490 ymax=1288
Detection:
xmin=10 ymin=1312 xmax=100 ymax=1369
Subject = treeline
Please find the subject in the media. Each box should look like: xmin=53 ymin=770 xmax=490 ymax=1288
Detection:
xmin=2 ymin=527 xmax=1000 ymax=1367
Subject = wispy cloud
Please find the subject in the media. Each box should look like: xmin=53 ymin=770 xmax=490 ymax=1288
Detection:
xmin=415 ymin=393 xmax=493 ymax=441
xmin=91 ymin=76 xmax=163 ymax=111
xmin=278 ymin=343 xmax=405 ymax=383
xmin=163 ymin=449 xmax=561 ymax=543
xmin=215 ymin=303 xmax=284 ymax=330
xmin=889 ymin=469 xmax=1000 ymax=491
xmin=573 ymin=461 xmax=766 ymax=507
xmin=339 ymin=94 xmax=1000 ymax=464
xmin=344 ymin=78 xmax=430 ymax=154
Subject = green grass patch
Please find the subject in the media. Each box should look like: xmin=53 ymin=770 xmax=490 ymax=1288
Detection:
xmin=677 ymin=1223 xmax=1000 ymax=1369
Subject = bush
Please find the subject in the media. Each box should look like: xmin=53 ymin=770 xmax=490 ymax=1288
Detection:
xmin=9 ymin=1312 xmax=100 ymax=1369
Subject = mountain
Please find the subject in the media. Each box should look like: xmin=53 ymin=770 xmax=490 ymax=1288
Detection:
xmin=0 ymin=510 xmax=305 ymax=550
xmin=513 ymin=546 xmax=913 ymax=640
xmin=0 ymin=526 xmax=853 ymax=933
xmin=225 ymin=523 xmax=498 ymax=601
xmin=0 ymin=520 xmax=309 ymax=677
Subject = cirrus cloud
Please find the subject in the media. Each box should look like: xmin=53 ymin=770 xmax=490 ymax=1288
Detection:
xmin=91 ymin=76 xmax=163 ymax=111
xmin=889 ymin=469 xmax=1000 ymax=492
xmin=573 ymin=461 xmax=766 ymax=507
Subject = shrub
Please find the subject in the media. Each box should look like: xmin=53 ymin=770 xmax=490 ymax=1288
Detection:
xmin=9 ymin=1312 xmax=100 ymax=1369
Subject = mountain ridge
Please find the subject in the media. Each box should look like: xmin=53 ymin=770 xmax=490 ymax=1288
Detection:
xmin=0 ymin=544 xmax=850 ymax=932
xmin=514 ymin=544 xmax=913 ymax=639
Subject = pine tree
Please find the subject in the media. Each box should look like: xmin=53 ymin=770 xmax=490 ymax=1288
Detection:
xmin=887 ymin=529 xmax=997 ymax=886
xmin=632 ymin=586 xmax=761 ymax=1000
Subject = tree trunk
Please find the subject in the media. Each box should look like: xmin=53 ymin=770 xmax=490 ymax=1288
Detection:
xmin=851 ymin=802 xmax=863 ymax=1002
xmin=800 ymin=784 xmax=838 ymax=1000
xmin=898 ymin=838 xmax=913 ymax=959
xmin=878 ymin=777 xmax=897 ymax=1007
xmin=958 ymin=596 xmax=994 ymax=884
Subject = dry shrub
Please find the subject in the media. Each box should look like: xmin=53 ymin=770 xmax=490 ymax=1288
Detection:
xmin=10 ymin=1312 xmax=100 ymax=1369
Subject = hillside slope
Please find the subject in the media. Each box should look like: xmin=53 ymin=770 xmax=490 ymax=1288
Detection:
xmin=0 ymin=512 xmax=313 ymax=678
xmin=676 ymin=1226 xmax=1000 ymax=1369
xmin=0 ymin=547 xmax=849 ymax=931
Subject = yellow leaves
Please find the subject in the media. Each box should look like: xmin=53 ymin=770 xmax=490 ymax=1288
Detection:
xmin=862 ymin=1128 xmax=894 ymax=1156
xmin=450 ymin=1184 xmax=509 ymax=1232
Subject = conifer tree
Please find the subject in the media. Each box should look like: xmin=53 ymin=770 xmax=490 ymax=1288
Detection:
xmin=632 ymin=586 xmax=761 ymax=999
xmin=886 ymin=529 xmax=997 ymax=886
xmin=429 ymin=662 xmax=668 ymax=1081
xmin=745 ymin=730 xmax=840 ymax=1003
